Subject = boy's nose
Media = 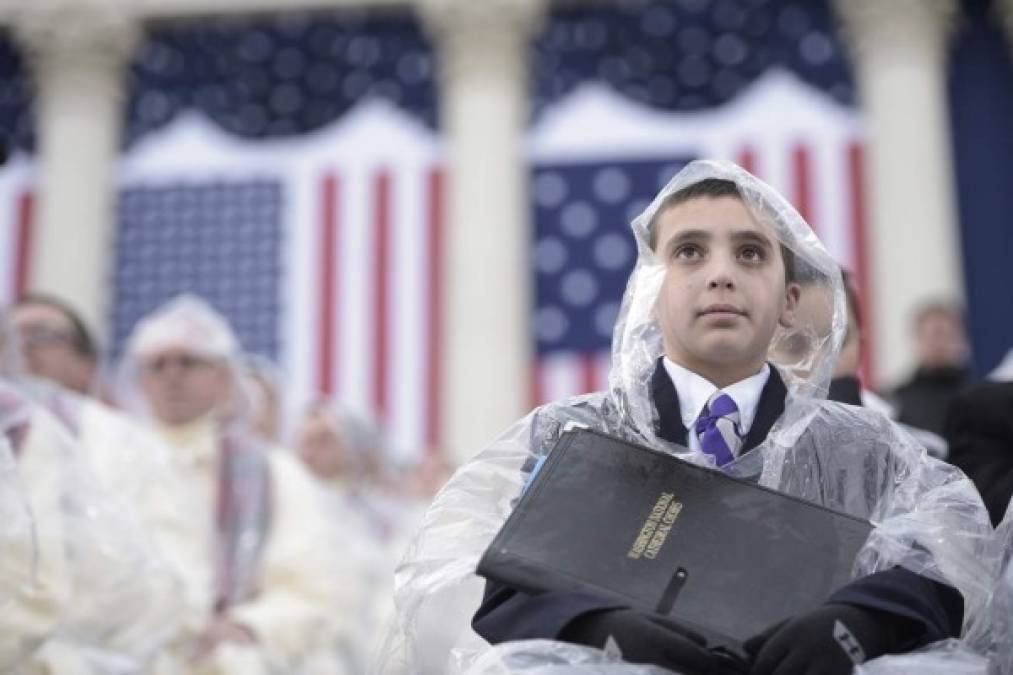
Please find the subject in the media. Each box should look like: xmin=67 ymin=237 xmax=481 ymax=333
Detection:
xmin=706 ymin=262 xmax=736 ymax=289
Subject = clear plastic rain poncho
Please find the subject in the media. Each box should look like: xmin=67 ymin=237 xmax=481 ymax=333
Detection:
xmin=0 ymin=378 xmax=182 ymax=674
xmin=0 ymin=309 xmax=182 ymax=672
xmin=0 ymin=403 xmax=44 ymax=670
xmin=987 ymin=501 xmax=1013 ymax=674
xmin=855 ymin=497 xmax=1013 ymax=675
xmin=117 ymin=294 xmax=364 ymax=674
xmin=378 ymin=160 xmax=999 ymax=675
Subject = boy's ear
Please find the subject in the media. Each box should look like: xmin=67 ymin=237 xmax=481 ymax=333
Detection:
xmin=778 ymin=282 xmax=802 ymax=329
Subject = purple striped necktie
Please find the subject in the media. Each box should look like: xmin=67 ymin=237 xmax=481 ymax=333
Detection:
xmin=694 ymin=391 xmax=744 ymax=468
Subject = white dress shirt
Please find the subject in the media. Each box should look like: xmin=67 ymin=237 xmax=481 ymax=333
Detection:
xmin=662 ymin=358 xmax=771 ymax=455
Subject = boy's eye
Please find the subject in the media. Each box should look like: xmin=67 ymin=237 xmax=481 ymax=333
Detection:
xmin=673 ymin=244 xmax=703 ymax=261
xmin=738 ymin=245 xmax=765 ymax=262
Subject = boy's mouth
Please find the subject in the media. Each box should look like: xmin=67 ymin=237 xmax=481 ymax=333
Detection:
xmin=698 ymin=304 xmax=746 ymax=318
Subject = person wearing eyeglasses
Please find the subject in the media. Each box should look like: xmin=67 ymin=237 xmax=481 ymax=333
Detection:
xmin=11 ymin=294 xmax=98 ymax=395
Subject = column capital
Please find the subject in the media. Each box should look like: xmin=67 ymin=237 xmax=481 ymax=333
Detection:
xmin=418 ymin=0 xmax=546 ymax=79
xmin=12 ymin=0 xmax=141 ymax=74
xmin=834 ymin=0 xmax=959 ymax=66
xmin=418 ymin=0 xmax=546 ymax=37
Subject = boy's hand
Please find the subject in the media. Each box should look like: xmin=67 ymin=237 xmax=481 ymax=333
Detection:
xmin=745 ymin=603 xmax=904 ymax=675
xmin=561 ymin=608 xmax=717 ymax=672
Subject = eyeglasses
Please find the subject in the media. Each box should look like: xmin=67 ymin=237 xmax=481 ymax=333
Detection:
xmin=18 ymin=325 xmax=75 ymax=349
xmin=144 ymin=354 xmax=216 ymax=374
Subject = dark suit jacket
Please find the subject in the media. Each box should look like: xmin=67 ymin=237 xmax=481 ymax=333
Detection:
xmin=828 ymin=375 xmax=864 ymax=407
xmin=893 ymin=366 xmax=970 ymax=436
xmin=945 ymin=380 xmax=1013 ymax=526
xmin=473 ymin=360 xmax=963 ymax=647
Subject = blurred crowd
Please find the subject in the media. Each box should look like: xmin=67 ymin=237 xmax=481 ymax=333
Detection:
xmin=805 ymin=274 xmax=1013 ymax=531
xmin=0 ymin=292 xmax=454 ymax=674
xmin=2 ymin=271 xmax=1013 ymax=675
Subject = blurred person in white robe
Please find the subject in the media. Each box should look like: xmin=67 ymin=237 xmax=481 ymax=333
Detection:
xmin=295 ymin=404 xmax=447 ymax=670
xmin=0 ymin=379 xmax=182 ymax=675
xmin=240 ymin=354 xmax=283 ymax=445
xmin=0 ymin=394 xmax=62 ymax=673
xmin=0 ymin=312 xmax=181 ymax=674
xmin=118 ymin=295 xmax=360 ymax=675
xmin=297 ymin=405 xmax=409 ymax=538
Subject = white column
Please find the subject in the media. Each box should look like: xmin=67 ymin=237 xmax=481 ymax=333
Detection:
xmin=834 ymin=0 xmax=963 ymax=389
xmin=420 ymin=0 xmax=545 ymax=463
xmin=13 ymin=2 xmax=140 ymax=342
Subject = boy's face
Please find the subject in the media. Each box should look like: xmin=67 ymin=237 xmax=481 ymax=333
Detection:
xmin=653 ymin=195 xmax=800 ymax=385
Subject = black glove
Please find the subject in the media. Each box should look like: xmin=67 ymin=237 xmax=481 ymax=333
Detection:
xmin=745 ymin=603 xmax=921 ymax=675
xmin=560 ymin=608 xmax=721 ymax=673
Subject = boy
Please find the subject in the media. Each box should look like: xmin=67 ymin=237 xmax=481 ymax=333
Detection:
xmin=381 ymin=161 xmax=994 ymax=675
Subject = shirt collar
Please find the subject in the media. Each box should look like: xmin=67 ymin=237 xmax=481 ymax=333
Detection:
xmin=662 ymin=357 xmax=771 ymax=434
xmin=155 ymin=413 xmax=219 ymax=467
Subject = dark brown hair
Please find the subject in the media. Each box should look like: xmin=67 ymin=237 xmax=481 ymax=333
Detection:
xmin=841 ymin=269 xmax=862 ymax=331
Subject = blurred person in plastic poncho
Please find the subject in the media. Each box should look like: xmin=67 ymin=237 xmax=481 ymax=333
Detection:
xmin=295 ymin=404 xmax=447 ymax=671
xmin=117 ymin=295 xmax=362 ymax=675
xmin=241 ymin=354 xmax=284 ymax=444
xmin=0 ymin=313 xmax=181 ymax=673
xmin=0 ymin=394 xmax=62 ymax=672
xmin=377 ymin=161 xmax=998 ymax=675
xmin=297 ymin=405 xmax=414 ymax=539
xmin=770 ymin=269 xmax=948 ymax=458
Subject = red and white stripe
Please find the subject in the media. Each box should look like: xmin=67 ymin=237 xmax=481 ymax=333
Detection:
xmin=532 ymin=351 xmax=612 ymax=407
xmin=0 ymin=157 xmax=35 ymax=305
xmin=311 ymin=163 xmax=444 ymax=455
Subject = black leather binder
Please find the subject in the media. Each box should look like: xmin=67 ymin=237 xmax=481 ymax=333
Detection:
xmin=477 ymin=428 xmax=873 ymax=651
